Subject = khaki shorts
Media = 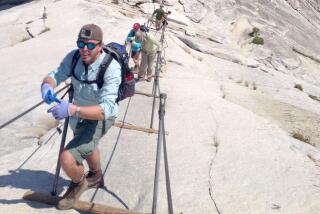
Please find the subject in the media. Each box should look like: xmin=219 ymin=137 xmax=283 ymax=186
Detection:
xmin=66 ymin=117 xmax=115 ymax=164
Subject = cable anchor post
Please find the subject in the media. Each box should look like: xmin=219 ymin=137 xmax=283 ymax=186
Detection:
xmin=51 ymin=85 xmax=74 ymax=196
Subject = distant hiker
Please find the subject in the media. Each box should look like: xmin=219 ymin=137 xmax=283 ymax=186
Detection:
xmin=42 ymin=6 xmax=47 ymax=19
xmin=152 ymin=5 xmax=165 ymax=30
xmin=41 ymin=24 xmax=121 ymax=210
xmin=126 ymin=23 xmax=142 ymax=73
xmin=163 ymin=10 xmax=171 ymax=26
xmin=137 ymin=31 xmax=160 ymax=82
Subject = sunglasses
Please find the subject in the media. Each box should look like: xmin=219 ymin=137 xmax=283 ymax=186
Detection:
xmin=77 ymin=41 xmax=100 ymax=50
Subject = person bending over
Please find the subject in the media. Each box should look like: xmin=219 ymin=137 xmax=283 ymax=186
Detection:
xmin=126 ymin=23 xmax=142 ymax=73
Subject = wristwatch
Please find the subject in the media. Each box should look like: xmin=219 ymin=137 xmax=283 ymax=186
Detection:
xmin=75 ymin=106 xmax=81 ymax=118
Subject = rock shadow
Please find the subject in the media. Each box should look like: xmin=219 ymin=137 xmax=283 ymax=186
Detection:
xmin=0 ymin=0 xmax=34 ymax=12
xmin=0 ymin=169 xmax=69 ymax=209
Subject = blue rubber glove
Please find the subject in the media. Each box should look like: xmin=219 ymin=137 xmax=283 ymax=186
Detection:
xmin=41 ymin=83 xmax=60 ymax=104
xmin=48 ymin=100 xmax=70 ymax=120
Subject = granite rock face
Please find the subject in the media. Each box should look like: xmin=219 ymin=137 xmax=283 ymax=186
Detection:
xmin=1 ymin=0 xmax=320 ymax=214
xmin=130 ymin=0 xmax=320 ymax=83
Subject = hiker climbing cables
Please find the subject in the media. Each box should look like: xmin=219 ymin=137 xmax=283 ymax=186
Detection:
xmin=40 ymin=24 xmax=121 ymax=210
xmin=125 ymin=23 xmax=142 ymax=73
xmin=136 ymin=29 xmax=160 ymax=82
xmin=152 ymin=5 xmax=165 ymax=30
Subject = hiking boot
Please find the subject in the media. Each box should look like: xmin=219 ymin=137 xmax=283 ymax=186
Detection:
xmin=57 ymin=178 xmax=88 ymax=210
xmin=86 ymin=169 xmax=104 ymax=188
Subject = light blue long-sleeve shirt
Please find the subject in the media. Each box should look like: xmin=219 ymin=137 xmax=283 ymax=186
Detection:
xmin=47 ymin=50 xmax=121 ymax=129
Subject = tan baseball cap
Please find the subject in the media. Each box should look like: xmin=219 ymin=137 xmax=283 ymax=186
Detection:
xmin=78 ymin=24 xmax=103 ymax=42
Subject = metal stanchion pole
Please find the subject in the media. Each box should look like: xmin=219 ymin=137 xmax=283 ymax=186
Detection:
xmin=160 ymin=21 xmax=166 ymax=66
xmin=150 ymin=50 xmax=162 ymax=129
xmin=151 ymin=93 xmax=166 ymax=214
xmin=151 ymin=72 xmax=157 ymax=98
xmin=159 ymin=94 xmax=173 ymax=214
xmin=150 ymin=19 xmax=166 ymax=128
xmin=160 ymin=21 xmax=166 ymax=46
xmin=51 ymin=86 xmax=74 ymax=196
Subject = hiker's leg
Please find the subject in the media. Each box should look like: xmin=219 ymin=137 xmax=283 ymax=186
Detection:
xmin=65 ymin=116 xmax=115 ymax=165
xmin=147 ymin=53 xmax=156 ymax=78
xmin=57 ymin=175 xmax=88 ymax=210
xmin=65 ymin=119 xmax=104 ymax=176
xmin=156 ymin=20 xmax=161 ymax=30
xmin=159 ymin=18 xmax=165 ymax=29
xmin=57 ymin=149 xmax=87 ymax=210
xmin=60 ymin=150 xmax=84 ymax=182
xmin=132 ymin=52 xmax=140 ymax=72
xmin=85 ymin=147 xmax=103 ymax=188
xmin=85 ymin=118 xmax=114 ymax=188
xmin=86 ymin=147 xmax=101 ymax=172
xmin=138 ymin=51 xmax=148 ymax=78
xmin=65 ymin=119 xmax=104 ymax=188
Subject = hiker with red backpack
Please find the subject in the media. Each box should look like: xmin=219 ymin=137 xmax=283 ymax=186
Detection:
xmin=125 ymin=23 xmax=142 ymax=73
xmin=40 ymin=24 xmax=123 ymax=210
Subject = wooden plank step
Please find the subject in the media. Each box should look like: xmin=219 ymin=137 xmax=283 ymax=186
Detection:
xmin=113 ymin=122 xmax=169 ymax=135
xmin=23 ymin=190 xmax=143 ymax=214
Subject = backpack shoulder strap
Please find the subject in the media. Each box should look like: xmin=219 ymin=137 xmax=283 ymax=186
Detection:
xmin=70 ymin=50 xmax=112 ymax=88
xmin=96 ymin=53 xmax=113 ymax=89
xmin=71 ymin=50 xmax=95 ymax=84
xmin=71 ymin=50 xmax=80 ymax=77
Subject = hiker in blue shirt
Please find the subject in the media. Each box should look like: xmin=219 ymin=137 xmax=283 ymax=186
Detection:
xmin=126 ymin=23 xmax=142 ymax=73
xmin=40 ymin=24 xmax=121 ymax=210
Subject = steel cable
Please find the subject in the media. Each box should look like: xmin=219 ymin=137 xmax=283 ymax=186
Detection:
xmin=0 ymin=84 xmax=70 ymax=130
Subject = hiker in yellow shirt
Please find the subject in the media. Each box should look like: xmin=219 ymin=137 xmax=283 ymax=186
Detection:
xmin=137 ymin=30 xmax=160 ymax=82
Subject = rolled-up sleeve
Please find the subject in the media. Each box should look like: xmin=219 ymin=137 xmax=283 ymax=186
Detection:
xmin=98 ymin=59 xmax=121 ymax=119
xmin=47 ymin=50 xmax=77 ymax=86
